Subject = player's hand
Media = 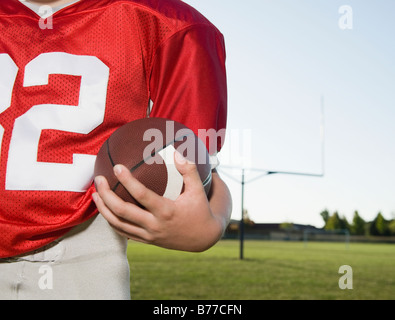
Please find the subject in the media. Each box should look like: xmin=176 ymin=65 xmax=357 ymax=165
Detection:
xmin=92 ymin=152 xmax=231 ymax=252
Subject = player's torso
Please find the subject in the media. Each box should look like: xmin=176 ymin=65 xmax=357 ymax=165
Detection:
xmin=0 ymin=0 xmax=177 ymax=257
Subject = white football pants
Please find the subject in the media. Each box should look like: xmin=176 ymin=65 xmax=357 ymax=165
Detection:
xmin=0 ymin=214 xmax=130 ymax=300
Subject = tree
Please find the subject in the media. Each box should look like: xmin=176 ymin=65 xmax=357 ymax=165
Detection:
xmin=325 ymin=212 xmax=349 ymax=231
xmin=320 ymin=209 xmax=330 ymax=226
xmin=325 ymin=212 xmax=340 ymax=230
xmin=369 ymin=212 xmax=389 ymax=236
xmin=350 ymin=211 xmax=366 ymax=235
xmin=388 ymin=220 xmax=395 ymax=236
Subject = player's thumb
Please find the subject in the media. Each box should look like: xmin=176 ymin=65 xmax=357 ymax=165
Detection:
xmin=174 ymin=151 xmax=203 ymax=193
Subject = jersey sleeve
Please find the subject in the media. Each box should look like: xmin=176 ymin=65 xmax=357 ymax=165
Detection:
xmin=148 ymin=24 xmax=227 ymax=160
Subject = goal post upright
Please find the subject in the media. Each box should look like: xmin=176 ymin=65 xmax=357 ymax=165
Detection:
xmin=219 ymin=96 xmax=326 ymax=260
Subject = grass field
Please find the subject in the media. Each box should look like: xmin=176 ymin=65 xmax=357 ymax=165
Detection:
xmin=127 ymin=240 xmax=395 ymax=300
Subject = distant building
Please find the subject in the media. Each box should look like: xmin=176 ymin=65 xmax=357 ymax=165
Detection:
xmin=224 ymin=220 xmax=322 ymax=240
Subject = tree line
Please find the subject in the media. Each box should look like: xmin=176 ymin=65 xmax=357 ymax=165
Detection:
xmin=320 ymin=210 xmax=395 ymax=236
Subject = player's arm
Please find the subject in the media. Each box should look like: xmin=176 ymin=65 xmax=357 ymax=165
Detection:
xmin=207 ymin=169 xmax=233 ymax=237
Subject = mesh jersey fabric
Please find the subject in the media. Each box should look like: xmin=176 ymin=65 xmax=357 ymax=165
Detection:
xmin=0 ymin=0 xmax=227 ymax=258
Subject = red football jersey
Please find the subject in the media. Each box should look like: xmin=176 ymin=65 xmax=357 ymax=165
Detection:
xmin=0 ymin=0 xmax=227 ymax=258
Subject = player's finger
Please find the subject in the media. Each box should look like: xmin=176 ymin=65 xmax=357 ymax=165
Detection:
xmin=94 ymin=175 xmax=152 ymax=227
xmin=113 ymin=164 xmax=168 ymax=213
xmin=92 ymin=191 xmax=153 ymax=242
xmin=174 ymin=151 xmax=205 ymax=194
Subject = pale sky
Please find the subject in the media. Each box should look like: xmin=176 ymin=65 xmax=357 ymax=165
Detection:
xmin=183 ymin=0 xmax=395 ymax=227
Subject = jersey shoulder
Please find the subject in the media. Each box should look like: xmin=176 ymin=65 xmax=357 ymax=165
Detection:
xmin=84 ymin=0 xmax=216 ymax=32
xmin=85 ymin=0 xmax=217 ymax=35
xmin=125 ymin=0 xmax=214 ymax=29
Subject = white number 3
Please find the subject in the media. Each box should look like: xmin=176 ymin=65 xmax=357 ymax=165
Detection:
xmin=0 ymin=52 xmax=109 ymax=192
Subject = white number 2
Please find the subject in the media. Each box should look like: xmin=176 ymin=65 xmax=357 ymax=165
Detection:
xmin=1 ymin=52 xmax=109 ymax=192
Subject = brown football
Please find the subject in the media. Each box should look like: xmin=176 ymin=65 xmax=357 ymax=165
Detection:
xmin=94 ymin=117 xmax=212 ymax=206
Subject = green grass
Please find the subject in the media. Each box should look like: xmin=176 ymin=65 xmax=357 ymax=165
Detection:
xmin=127 ymin=240 xmax=395 ymax=300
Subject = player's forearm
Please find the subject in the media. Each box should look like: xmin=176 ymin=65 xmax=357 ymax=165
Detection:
xmin=208 ymin=171 xmax=232 ymax=238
